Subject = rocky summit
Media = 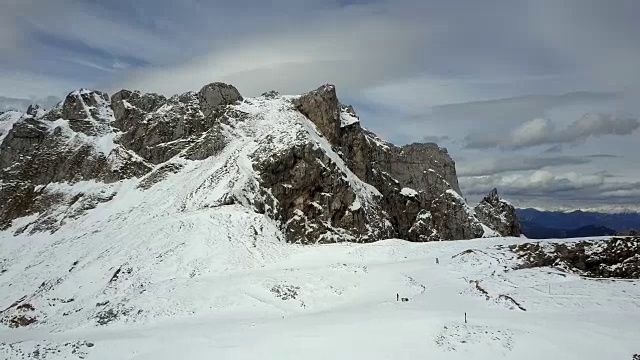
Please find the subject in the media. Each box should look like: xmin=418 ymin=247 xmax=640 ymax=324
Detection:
xmin=0 ymin=82 xmax=518 ymax=243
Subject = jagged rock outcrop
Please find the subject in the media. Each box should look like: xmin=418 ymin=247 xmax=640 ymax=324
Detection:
xmin=0 ymin=91 xmax=150 ymax=230
xmin=25 ymin=104 xmax=42 ymax=117
xmin=511 ymin=237 xmax=640 ymax=278
xmin=110 ymin=83 xmax=242 ymax=164
xmin=293 ymin=85 xmax=341 ymax=145
xmin=292 ymin=84 xmax=478 ymax=241
xmin=252 ymin=141 xmax=394 ymax=243
xmin=475 ymin=188 xmax=521 ymax=237
xmin=0 ymin=82 xmax=517 ymax=242
xmin=198 ymin=82 xmax=243 ymax=117
xmin=430 ymin=190 xmax=487 ymax=240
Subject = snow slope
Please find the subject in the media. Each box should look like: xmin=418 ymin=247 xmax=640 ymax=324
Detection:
xmin=0 ymin=111 xmax=23 ymax=144
xmin=1 ymin=234 xmax=639 ymax=359
xmin=0 ymin=95 xmax=391 ymax=332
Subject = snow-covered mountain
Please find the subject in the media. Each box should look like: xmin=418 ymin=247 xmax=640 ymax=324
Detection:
xmin=3 ymin=82 xmax=637 ymax=359
xmin=0 ymin=81 xmax=520 ymax=327
xmin=0 ymin=82 xmax=519 ymax=243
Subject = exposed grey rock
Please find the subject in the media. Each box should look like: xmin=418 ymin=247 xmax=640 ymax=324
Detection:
xmin=340 ymin=104 xmax=358 ymax=120
xmin=25 ymin=104 xmax=41 ymax=117
xmin=198 ymin=82 xmax=243 ymax=117
xmin=430 ymin=190 xmax=485 ymax=240
xmin=510 ymin=237 xmax=639 ymax=278
xmin=291 ymin=85 xmax=470 ymax=241
xmin=0 ymin=182 xmax=46 ymax=230
xmin=111 ymin=86 xmax=238 ymax=164
xmin=407 ymin=210 xmax=437 ymax=241
xmin=336 ymin=109 xmax=468 ymax=241
xmin=293 ymin=84 xmax=341 ymax=145
xmin=137 ymin=163 xmax=185 ymax=190
xmin=0 ymin=90 xmax=150 ymax=230
xmin=12 ymin=187 xmax=116 ymax=234
xmin=0 ymin=116 xmax=148 ymax=186
xmin=111 ymin=89 xmax=167 ymax=131
xmin=264 ymin=83 xmax=509 ymax=242
xmin=261 ymin=90 xmax=280 ymax=99
xmin=60 ymin=90 xmax=112 ymax=136
xmin=252 ymin=142 xmax=394 ymax=244
xmin=475 ymin=188 xmax=521 ymax=237
xmin=0 ymin=81 xmax=516 ymax=243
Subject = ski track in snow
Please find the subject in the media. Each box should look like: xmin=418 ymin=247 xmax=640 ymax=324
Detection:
xmin=1 ymin=96 xmax=639 ymax=359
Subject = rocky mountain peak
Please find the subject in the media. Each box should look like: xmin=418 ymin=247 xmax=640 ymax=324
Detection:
xmin=0 ymin=81 xmax=519 ymax=242
xmin=25 ymin=104 xmax=43 ymax=117
xmin=56 ymin=89 xmax=113 ymax=136
xmin=475 ymin=188 xmax=521 ymax=237
xmin=486 ymin=187 xmax=499 ymax=202
xmin=293 ymin=84 xmax=341 ymax=145
xmin=198 ymin=82 xmax=243 ymax=117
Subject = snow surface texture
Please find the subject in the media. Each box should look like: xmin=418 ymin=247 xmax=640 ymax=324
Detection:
xmin=1 ymin=230 xmax=639 ymax=359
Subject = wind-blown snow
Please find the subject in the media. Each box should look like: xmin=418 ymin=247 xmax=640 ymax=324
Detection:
xmin=364 ymin=131 xmax=390 ymax=151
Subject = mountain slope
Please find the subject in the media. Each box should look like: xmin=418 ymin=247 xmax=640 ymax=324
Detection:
xmin=0 ymin=81 xmax=522 ymax=330
xmin=0 ymin=236 xmax=638 ymax=359
xmin=1 ymin=83 xmax=518 ymax=243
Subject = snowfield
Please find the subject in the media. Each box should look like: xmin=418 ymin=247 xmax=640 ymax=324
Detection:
xmin=1 ymin=226 xmax=639 ymax=359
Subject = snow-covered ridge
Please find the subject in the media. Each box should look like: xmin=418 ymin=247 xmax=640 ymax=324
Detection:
xmin=1 ymin=82 xmax=517 ymax=244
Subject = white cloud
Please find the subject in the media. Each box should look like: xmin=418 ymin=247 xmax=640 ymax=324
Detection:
xmin=457 ymin=155 xmax=594 ymax=177
xmin=461 ymin=169 xmax=640 ymax=209
xmin=108 ymin=10 xmax=431 ymax=96
xmin=26 ymin=2 xmax=180 ymax=64
xmin=465 ymin=113 xmax=639 ymax=149
xmin=0 ymin=71 xmax=80 ymax=99
xmin=526 ymin=0 xmax=640 ymax=93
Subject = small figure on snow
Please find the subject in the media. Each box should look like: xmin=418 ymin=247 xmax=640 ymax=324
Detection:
xmin=396 ymin=293 xmax=399 ymax=301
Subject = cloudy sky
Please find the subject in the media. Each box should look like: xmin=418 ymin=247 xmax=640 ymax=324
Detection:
xmin=1 ymin=0 xmax=639 ymax=210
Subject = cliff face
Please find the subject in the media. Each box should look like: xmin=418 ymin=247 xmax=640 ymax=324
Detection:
xmin=0 ymin=82 xmax=519 ymax=243
xmin=475 ymin=188 xmax=521 ymax=237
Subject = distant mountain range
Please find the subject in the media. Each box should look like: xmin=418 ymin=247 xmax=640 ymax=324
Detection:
xmin=516 ymin=208 xmax=640 ymax=239
xmin=0 ymin=95 xmax=60 ymax=112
